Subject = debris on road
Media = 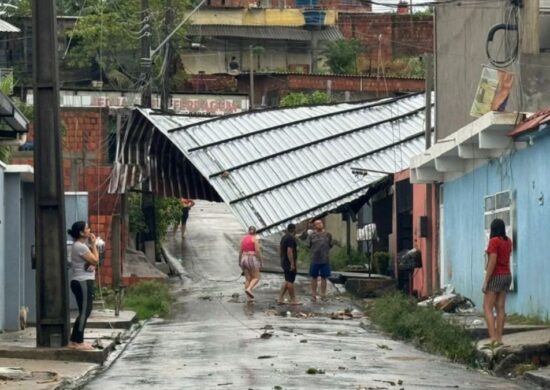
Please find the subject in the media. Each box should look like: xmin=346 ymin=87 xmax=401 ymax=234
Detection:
xmin=418 ymin=292 xmax=475 ymax=313
xmin=377 ymin=344 xmax=392 ymax=350
xmin=306 ymin=368 xmax=326 ymax=374
xmin=330 ymin=308 xmax=363 ymax=320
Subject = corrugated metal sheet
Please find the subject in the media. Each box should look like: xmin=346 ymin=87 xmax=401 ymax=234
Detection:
xmin=111 ymin=93 xmax=431 ymax=235
xmin=187 ymin=25 xmax=343 ymax=41
xmin=0 ymin=19 xmax=20 ymax=33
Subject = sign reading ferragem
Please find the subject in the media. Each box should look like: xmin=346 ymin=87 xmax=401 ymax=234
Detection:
xmin=25 ymin=90 xmax=249 ymax=115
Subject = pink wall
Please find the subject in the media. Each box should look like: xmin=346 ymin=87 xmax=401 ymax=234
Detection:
xmin=393 ymin=169 xmax=439 ymax=298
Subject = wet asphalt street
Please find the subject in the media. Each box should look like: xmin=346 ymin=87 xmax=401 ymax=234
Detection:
xmin=85 ymin=201 xmax=531 ymax=390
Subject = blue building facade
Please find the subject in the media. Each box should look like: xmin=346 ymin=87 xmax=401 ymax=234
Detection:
xmin=442 ymin=132 xmax=550 ymax=318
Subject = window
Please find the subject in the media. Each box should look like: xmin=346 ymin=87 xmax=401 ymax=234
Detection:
xmin=484 ymin=190 xmax=516 ymax=291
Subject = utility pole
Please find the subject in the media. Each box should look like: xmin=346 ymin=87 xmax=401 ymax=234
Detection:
xmin=140 ymin=0 xmax=152 ymax=108
xmin=140 ymin=0 xmax=157 ymax=261
xmin=521 ymin=0 xmax=539 ymax=54
xmin=249 ymin=46 xmax=254 ymax=110
xmin=161 ymin=0 xmax=174 ymax=111
xmin=33 ymin=0 xmax=70 ymax=347
xmin=424 ymin=53 xmax=433 ymax=295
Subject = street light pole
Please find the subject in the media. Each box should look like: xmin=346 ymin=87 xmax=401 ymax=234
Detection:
xmin=249 ymin=46 xmax=254 ymax=110
xmin=32 ymin=0 xmax=70 ymax=347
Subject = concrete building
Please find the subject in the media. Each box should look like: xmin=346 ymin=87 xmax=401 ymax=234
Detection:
xmin=411 ymin=3 xmax=550 ymax=316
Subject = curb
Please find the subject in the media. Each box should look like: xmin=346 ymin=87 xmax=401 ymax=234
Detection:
xmin=525 ymin=368 xmax=550 ymax=389
xmin=58 ymin=321 xmax=145 ymax=390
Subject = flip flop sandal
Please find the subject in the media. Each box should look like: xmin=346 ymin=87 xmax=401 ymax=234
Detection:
xmin=245 ymin=290 xmax=254 ymax=299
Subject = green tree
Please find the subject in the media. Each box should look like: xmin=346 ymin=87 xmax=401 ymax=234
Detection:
xmin=280 ymin=91 xmax=329 ymax=107
xmin=61 ymin=0 xmax=190 ymax=89
xmin=321 ymin=39 xmax=361 ymax=75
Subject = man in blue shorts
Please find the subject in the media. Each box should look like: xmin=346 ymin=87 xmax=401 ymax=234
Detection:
xmin=308 ymin=219 xmax=333 ymax=302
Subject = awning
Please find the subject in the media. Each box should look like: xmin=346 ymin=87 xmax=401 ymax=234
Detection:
xmin=410 ymin=111 xmax=518 ymax=184
xmin=0 ymin=91 xmax=29 ymax=140
xmin=0 ymin=19 xmax=20 ymax=33
xmin=110 ymin=93 xmax=432 ymax=235
xmin=187 ymin=24 xmax=343 ymax=41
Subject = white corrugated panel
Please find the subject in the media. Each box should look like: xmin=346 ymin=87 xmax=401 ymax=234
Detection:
xmin=0 ymin=20 xmax=20 ymax=33
xmin=137 ymin=93 xmax=431 ymax=235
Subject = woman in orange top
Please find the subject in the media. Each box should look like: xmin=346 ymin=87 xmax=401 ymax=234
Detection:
xmin=239 ymin=226 xmax=262 ymax=302
xmin=482 ymin=218 xmax=513 ymax=345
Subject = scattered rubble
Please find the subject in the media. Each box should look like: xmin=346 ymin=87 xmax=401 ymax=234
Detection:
xmin=306 ymin=368 xmax=325 ymax=374
xmin=330 ymin=308 xmax=363 ymax=320
xmin=418 ymin=287 xmax=475 ymax=313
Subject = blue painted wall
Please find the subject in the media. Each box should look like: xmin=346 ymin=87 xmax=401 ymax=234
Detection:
xmin=0 ymin=166 xmax=5 ymax=329
xmin=443 ymin=133 xmax=550 ymax=318
xmin=4 ymin=173 xmax=22 ymax=330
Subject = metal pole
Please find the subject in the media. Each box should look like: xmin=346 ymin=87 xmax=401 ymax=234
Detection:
xmin=161 ymin=0 xmax=173 ymax=111
xmin=139 ymin=0 xmax=157 ymax=261
xmin=249 ymin=47 xmax=254 ymax=110
xmin=32 ymin=0 xmax=70 ymax=347
xmin=424 ymin=53 xmax=433 ymax=295
xmin=140 ymin=0 xmax=152 ymax=108
xmin=346 ymin=212 xmax=351 ymax=263
xmin=111 ymin=214 xmax=121 ymax=316
xmin=424 ymin=53 xmax=433 ymax=149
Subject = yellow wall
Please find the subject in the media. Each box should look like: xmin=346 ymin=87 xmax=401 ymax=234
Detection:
xmin=189 ymin=9 xmax=335 ymax=26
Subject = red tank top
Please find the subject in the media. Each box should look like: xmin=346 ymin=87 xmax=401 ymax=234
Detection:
xmin=241 ymin=234 xmax=256 ymax=252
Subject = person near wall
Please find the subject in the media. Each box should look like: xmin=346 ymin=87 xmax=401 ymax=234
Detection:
xmin=308 ymin=219 xmax=333 ymax=302
xmin=67 ymin=221 xmax=99 ymax=350
xmin=239 ymin=226 xmax=262 ymax=302
xmin=482 ymin=218 xmax=513 ymax=346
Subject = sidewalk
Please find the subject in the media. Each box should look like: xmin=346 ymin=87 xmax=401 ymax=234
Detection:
xmin=0 ymin=308 xmax=138 ymax=389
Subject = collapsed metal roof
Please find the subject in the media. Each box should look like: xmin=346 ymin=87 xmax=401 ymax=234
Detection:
xmin=110 ymin=93 xmax=432 ymax=235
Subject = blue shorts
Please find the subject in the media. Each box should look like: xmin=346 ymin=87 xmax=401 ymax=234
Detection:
xmin=309 ymin=263 xmax=331 ymax=279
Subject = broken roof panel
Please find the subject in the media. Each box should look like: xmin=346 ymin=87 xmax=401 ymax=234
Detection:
xmin=112 ymin=93 xmax=431 ymax=235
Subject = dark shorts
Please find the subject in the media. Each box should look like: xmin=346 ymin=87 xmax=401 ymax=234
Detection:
xmin=283 ymin=267 xmax=297 ymax=283
xmin=487 ymin=274 xmax=512 ymax=292
xmin=181 ymin=208 xmax=190 ymax=224
xmin=309 ymin=263 xmax=331 ymax=279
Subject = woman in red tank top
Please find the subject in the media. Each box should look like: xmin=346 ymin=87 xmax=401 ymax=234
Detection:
xmin=482 ymin=218 xmax=513 ymax=345
xmin=239 ymin=226 xmax=262 ymax=301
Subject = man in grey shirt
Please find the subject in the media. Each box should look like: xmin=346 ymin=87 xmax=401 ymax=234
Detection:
xmin=308 ymin=219 xmax=333 ymax=301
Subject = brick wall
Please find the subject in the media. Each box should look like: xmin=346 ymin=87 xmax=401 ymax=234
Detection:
xmin=186 ymin=73 xmax=238 ymax=93
xmin=12 ymin=107 xmax=122 ymax=287
xmin=391 ymin=15 xmax=433 ymax=57
xmin=235 ymin=73 xmax=424 ymax=105
xmin=286 ymin=74 xmax=424 ymax=93
xmin=338 ymin=13 xmax=433 ymax=63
